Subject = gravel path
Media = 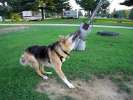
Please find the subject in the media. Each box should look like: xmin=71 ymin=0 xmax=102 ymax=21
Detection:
xmin=0 ymin=26 xmax=29 ymax=35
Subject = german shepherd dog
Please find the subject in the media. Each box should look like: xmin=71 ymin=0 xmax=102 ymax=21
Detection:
xmin=20 ymin=32 xmax=79 ymax=88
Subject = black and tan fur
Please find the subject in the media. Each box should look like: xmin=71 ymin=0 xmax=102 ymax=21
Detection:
xmin=20 ymin=33 xmax=79 ymax=88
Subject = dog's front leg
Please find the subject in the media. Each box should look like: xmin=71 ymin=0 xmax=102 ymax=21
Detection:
xmin=54 ymin=65 xmax=75 ymax=88
xmin=40 ymin=66 xmax=52 ymax=75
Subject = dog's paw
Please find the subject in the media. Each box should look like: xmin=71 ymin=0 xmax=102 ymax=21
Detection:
xmin=68 ymin=84 xmax=75 ymax=89
xmin=42 ymin=76 xmax=48 ymax=80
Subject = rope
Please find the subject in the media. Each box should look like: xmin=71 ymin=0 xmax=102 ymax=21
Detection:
xmin=88 ymin=0 xmax=104 ymax=25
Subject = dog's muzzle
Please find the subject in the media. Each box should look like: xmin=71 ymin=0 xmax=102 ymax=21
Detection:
xmin=20 ymin=56 xmax=28 ymax=66
xmin=69 ymin=31 xmax=80 ymax=42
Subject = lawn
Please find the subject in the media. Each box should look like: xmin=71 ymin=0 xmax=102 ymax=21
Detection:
xmin=0 ymin=25 xmax=133 ymax=100
xmin=1 ymin=18 xmax=133 ymax=27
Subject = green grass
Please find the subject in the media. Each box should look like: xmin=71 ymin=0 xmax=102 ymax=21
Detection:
xmin=1 ymin=18 xmax=133 ymax=27
xmin=93 ymin=18 xmax=133 ymax=27
xmin=0 ymin=26 xmax=133 ymax=99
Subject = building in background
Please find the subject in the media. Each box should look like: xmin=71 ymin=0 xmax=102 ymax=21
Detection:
xmin=22 ymin=11 xmax=42 ymax=21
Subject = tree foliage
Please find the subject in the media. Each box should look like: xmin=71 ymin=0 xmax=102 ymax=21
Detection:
xmin=0 ymin=5 xmax=11 ymax=16
xmin=6 ymin=0 xmax=39 ymax=12
xmin=53 ymin=0 xmax=70 ymax=14
xmin=6 ymin=0 xmax=70 ymax=13
xmin=120 ymin=0 xmax=133 ymax=6
xmin=0 ymin=0 xmax=7 ymax=5
xmin=38 ymin=0 xmax=54 ymax=10
xmin=112 ymin=10 xmax=129 ymax=19
xmin=76 ymin=0 xmax=95 ymax=11
xmin=0 ymin=0 xmax=12 ymax=21
xmin=129 ymin=9 xmax=133 ymax=20
xmin=75 ymin=0 xmax=110 ymax=17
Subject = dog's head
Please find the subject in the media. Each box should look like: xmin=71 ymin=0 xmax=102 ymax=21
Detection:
xmin=58 ymin=33 xmax=79 ymax=51
xmin=20 ymin=53 xmax=29 ymax=66
xmin=80 ymin=23 xmax=90 ymax=34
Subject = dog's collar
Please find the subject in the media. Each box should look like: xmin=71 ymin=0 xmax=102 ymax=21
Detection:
xmin=54 ymin=45 xmax=70 ymax=62
xmin=59 ymin=44 xmax=70 ymax=56
xmin=54 ymin=49 xmax=64 ymax=62
xmin=61 ymin=48 xmax=70 ymax=56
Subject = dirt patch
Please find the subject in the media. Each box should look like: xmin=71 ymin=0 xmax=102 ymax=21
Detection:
xmin=36 ymin=78 xmax=130 ymax=100
xmin=0 ymin=26 xmax=29 ymax=35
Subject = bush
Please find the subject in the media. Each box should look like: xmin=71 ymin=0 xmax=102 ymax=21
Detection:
xmin=10 ymin=13 xmax=22 ymax=22
xmin=117 ymin=19 xmax=122 ymax=23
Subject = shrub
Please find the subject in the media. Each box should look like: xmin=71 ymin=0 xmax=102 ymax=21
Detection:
xmin=10 ymin=13 xmax=22 ymax=22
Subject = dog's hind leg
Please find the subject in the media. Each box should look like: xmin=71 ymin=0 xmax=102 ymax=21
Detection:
xmin=29 ymin=56 xmax=48 ymax=80
xmin=54 ymin=64 xmax=75 ymax=88
xmin=35 ymin=66 xmax=48 ymax=80
xmin=34 ymin=64 xmax=48 ymax=80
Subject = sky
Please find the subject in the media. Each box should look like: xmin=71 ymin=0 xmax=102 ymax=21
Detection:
xmin=69 ymin=0 xmax=133 ymax=13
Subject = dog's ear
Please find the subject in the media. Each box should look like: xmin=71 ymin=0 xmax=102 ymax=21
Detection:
xmin=58 ymin=35 xmax=66 ymax=43
xmin=59 ymin=35 xmax=66 ymax=40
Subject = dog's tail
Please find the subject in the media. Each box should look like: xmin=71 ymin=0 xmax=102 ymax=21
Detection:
xmin=20 ymin=52 xmax=29 ymax=66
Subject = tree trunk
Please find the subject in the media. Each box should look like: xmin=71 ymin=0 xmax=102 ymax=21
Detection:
xmin=61 ymin=10 xmax=64 ymax=18
xmin=88 ymin=11 xmax=91 ymax=18
xmin=41 ymin=7 xmax=44 ymax=20
xmin=2 ymin=16 xmax=5 ymax=22
xmin=2 ymin=2 xmax=5 ymax=22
